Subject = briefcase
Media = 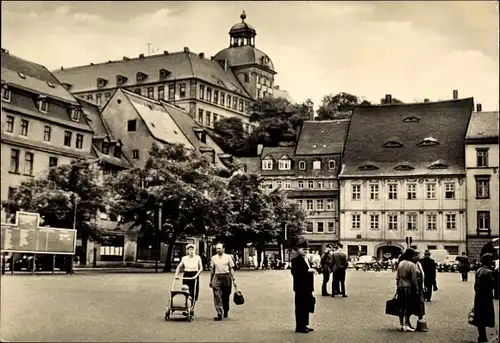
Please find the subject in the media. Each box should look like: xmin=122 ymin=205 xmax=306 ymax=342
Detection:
xmin=309 ymin=295 xmax=316 ymax=313
xmin=385 ymin=295 xmax=400 ymax=317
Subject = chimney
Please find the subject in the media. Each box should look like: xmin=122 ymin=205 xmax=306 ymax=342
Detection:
xmin=257 ymin=144 xmax=264 ymax=156
xmin=90 ymin=63 xmax=94 ymax=65
xmin=424 ymin=98 xmax=430 ymax=103
xmin=139 ymin=54 xmax=144 ymax=58
xmin=199 ymin=52 xmax=205 ymax=59
xmin=453 ymin=89 xmax=458 ymax=99
xmin=211 ymin=56 xmax=214 ymax=60
xmin=385 ymin=94 xmax=392 ymax=104
xmin=60 ymin=66 xmax=64 ymax=70
xmin=163 ymin=51 xmax=169 ymax=55
xmin=183 ymin=47 xmax=190 ymax=53
xmin=476 ymin=103 xmax=482 ymax=112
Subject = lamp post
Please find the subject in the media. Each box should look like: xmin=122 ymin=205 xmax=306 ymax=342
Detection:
xmin=156 ymin=204 xmax=162 ymax=273
xmin=68 ymin=193 xmax=79 ymax=275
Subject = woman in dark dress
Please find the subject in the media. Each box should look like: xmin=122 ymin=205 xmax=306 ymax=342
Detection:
xmin=396 ymin=248 xmax=419 ymax=331
xmin=413 ymin=251 xmax=428 ymax=331
xmin=473 ymin=253 xmax=496 ymax=343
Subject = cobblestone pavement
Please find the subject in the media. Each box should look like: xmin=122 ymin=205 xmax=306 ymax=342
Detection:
xmin=1 ymin=270 xmax=498 ymax=342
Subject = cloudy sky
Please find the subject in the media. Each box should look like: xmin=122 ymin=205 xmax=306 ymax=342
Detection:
xmin=2 ymin=1 xmax=498 ymax=110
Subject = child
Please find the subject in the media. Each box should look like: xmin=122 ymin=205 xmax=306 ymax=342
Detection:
xmin=172 ymin=284 xmax=192 ymax=309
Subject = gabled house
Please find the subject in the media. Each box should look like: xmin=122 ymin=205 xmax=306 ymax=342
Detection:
xmin=339 ymin=93 xmax=474 ymax=259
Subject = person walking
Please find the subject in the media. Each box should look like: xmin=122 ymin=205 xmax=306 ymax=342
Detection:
xmin=291 ymin=240 xmax=315 ymax=334
xmin=419 ymin=250 xmax=437 ymax=302
xmin=209 ymin=243 xmax=237 ymax=321
xmin=458 ymin=252 xmax=470 ymax=282
xmin=332 ymin=243 xmax=348 ymax=298
xmin=396 ymin=248 xmax=419 ymax=332
xmin=473 ymin=253 xmax=496 ymax=343
xmin=175 ymin=244 xmax=203 ymax=303
xmin=320 ymin=244 xmax=334 ymax=296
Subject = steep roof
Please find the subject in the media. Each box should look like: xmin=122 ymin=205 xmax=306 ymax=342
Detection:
xmin=214 ymin=45 xmax=275 ymax=72
xmin=295 ymin=120 xmax=350 ymax=155
xmin=121 ymin=90 xmax=194 ymax=148
xmin=52 ymin=51 xmax=251 ymax=98
xmin=466 ymin=111 xmax=499 ymax=140
xmin=1 ymin=51 xmax=78 ymax=104
xmin=341 ymin=98 xmax=474 ymax=177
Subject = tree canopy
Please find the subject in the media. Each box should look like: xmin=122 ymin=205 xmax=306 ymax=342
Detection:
xmin=316 ymin=92 xmax=372 ymax=120
xmin=3 ymin=160 xmax=109 ymax=264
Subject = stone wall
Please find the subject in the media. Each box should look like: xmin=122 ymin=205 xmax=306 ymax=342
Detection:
xmin=467 ymin=237 xmax=492 ymax=262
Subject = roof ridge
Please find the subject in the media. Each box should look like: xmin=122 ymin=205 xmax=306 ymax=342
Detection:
xmin=359 ymin=97 xmax=474 ymax=108
xmin=121 ymin=88 xmax=162 ymax=105
xmin=55 ymin=51 xmax=190 ymax=71
xmin=304 ymin=119 xmax=350 ymax=123
xmin=159 ymin=102 xmax=200 ymax=149
xmin=2 ymin=51 xmax=49 ymax=70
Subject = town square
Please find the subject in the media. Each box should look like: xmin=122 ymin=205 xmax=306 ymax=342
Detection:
xmin=1 ymin=1 xmax=499 ymax=343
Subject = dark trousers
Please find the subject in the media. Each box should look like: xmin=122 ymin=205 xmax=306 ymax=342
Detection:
xmin=477 ymin=326 xmax=487 ymax=342
xmin=294 ymin=292 xmax=310 ymax=329
xmin=183 ymin=271 xmax=199 ymax=301
xmin=461 ymin=271 xmax=468 ymax=281
xmin=212 ymin=273 xmax=232 ymax=316
xmin=423 ymin=279 xmax=434 ymax=301
xmin=333 ymin=268 xmax=346 ymax=295
xmin=321 ymin=265 xmax=331 ymax=295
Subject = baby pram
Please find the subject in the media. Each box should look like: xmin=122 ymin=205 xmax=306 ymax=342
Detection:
xmin=165 ymin=274 xmax=198 ymax=322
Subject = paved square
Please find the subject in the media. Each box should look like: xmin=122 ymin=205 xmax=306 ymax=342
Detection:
xmin=1 ymin=270 xmax=498 ymax=342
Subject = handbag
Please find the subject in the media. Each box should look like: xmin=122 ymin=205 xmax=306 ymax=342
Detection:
xmin=385 ymin=293 xmax=400 ymax=317
xmin=309 ymin=294 xmax=316 ymax=314
xmin=468 ymin=308 xmax=476 ymax=326
xmin=233 ymin=287 xmax=245 ymax=305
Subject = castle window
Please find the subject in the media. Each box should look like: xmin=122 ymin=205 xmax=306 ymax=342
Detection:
xmin=244 ymin=73 xmax=249 ymax=83
xmin=116 ymin=75 xmax=127 ymax=85
xmin=417 ymin=137 xmax=439 ymax=147
xmin=96 ymin=78 xmax=108 ymax=89
xmin=328 ymin=160 xmax=336 ymax=169
xmin=299 ymin=161 xmax=306 ymax=170
xmin=428 ymin=161 xmax=448 ymax=169
xmin=278 ymin=159 xmax=291 ymax=170
xmin=312 ymin=161 xmax=322 ymax=170
xmin=1 ymin=85 xmax=11 ymax=102
xmin=262 ymin=159 xmax=273 ymax=170
xmin=136 ymin=72 xmax=148 ymax=82
xmin=159 ymin=69 xmax=170 ymax=79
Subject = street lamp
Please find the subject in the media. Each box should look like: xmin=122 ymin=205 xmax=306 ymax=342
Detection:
xmin=68 ymin=193 xmax=80 ymax=275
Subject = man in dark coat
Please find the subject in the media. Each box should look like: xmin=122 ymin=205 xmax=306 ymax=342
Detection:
xmin=291 ymin=240 xmax=315 ymax=333
xmin=320 ymin=244 xmax=334 ymax=296
xmin=332 ymin=243 xmax=348 ymax=297
xmin=458 ymin=252 xmax=470 ymax=282
xmin=419 ymin=250 xmax=437 ymax=301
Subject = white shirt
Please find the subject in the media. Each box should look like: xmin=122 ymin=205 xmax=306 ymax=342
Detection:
xmin=181 ymin=255 xmax=202 ymax=272
xmin=211 ymin=253 xmax=235 ymax=274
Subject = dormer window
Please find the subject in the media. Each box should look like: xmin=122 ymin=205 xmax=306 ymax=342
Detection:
xmin=278 ymin=159 xmax=291 ymax=170
xmin=328 ymin=160 xmax=336 ymax=170
xmin=37 ymin=97 xmax=48 ymax=113
xmin=383 ymin=141 xmax=404 ymax=148
xmin=70 ymin=108 xmax=81 ymax=122
xmin=1 ymin=85 xmax=11 ymax=102
xmin=96 ymin=78 xmax=108 ymax=89
xmin=116 ymin=75 xmax=128 ymax=85
xmin=47 ymin=81 xmax=55 ymax=88
xmin=17 ymin=72 xmax=26 ymax=79
xmin=114 ymin=142 xmax=122 ymax=158
xmin=403 ymin=116 xmax=420 ymax=123
xmin=159 ymin=69 xmax=170 ymax=79
xmin=358 ymin=165 xmax=379 ymax=171
xmin=394 ymin=165 xmax=414 ymax=171
xmin=428 ymin=161 xmax=448 ymax=169
xmin=200 ymin=132 xmax=206 ymax=144
xmin=102 ymin=142 xmax=110 ymax=155
xmin=417 ymin=137 xmax=439 ymax=147
xmin=299 ymin=161 xmax=306 ymax=170
xmin=262 ymin=159 xmax=273 ymax=171
xmin=62 ymin=83 xmax=72 ymax=91
xmin=136 ymin=72 xmax=148 ymax=82
xmin=312 ymin=161 xmax=322 ymax=170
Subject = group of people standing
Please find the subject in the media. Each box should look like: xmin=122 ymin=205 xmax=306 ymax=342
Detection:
xmin=318 ymin=243 xmax=348 ymax=298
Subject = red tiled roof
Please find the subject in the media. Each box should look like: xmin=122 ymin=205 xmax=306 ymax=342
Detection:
xmin=341 ymin=98 xmax=474 ymax=177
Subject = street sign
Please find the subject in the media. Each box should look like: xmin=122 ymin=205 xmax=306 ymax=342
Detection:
xmin=0 ymin=212 xmax=76 ymax=255
xmin=405 ymin=237 xmax=412 ymax=246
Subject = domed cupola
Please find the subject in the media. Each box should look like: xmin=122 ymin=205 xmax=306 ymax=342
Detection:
xmin=229 ymin=11 xmax=256 ymax=47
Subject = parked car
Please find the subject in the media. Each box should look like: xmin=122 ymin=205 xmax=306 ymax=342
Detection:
xmin=353 ymin=255 xmax=377 ymax=270
xmin=438 ymin=255 xmax=460 ymax=272
xmin=9 ymin=254 xmax=66 ymax=271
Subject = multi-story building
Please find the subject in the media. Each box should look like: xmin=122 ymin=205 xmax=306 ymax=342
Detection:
xmin=339 ymin=94 xmax=474 ymax=259
xmin=240 ymin=119 xmax=349 ymax=252
xmin=1 ymin=49 xmax=94 ymax=221
xmin=465 ymin=106 xmax=499 ymax=261
xmin=52 ymin=12 xmax=276 ymax=134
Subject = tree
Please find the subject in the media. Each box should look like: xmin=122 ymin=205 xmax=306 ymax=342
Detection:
xmin=316 ymin=92 xmax=371 ymax=120
xmin=109 ymin=143 xmax=233 ymax=272
xmin=246 ymin=96 xmax=313 ymax=152
xmin=3 ymin=160 xmax=108 ymax=265
xmin=380 ymin=97 xmax=404 ymax=104
xmin=212 ymin=117 xmax=248 ymax=157
xmin=221 ymin=172 xmax=305 ymax=266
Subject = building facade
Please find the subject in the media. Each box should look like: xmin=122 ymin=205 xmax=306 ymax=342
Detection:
xmin=465 ymin=107 xmax=499 ymax=261
xmin=339 ymin=95 xmax=474 ymax=259
xmin=1 ymin=49 xmax=94 ymax=221
xmin=52 ymin=13 xmax=276 ymax=134
xmin=239 ymin=120 xmax=349 ymax=253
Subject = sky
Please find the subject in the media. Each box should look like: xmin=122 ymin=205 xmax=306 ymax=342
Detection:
xmin=2 ymin=1 xmax=499 ymax=111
